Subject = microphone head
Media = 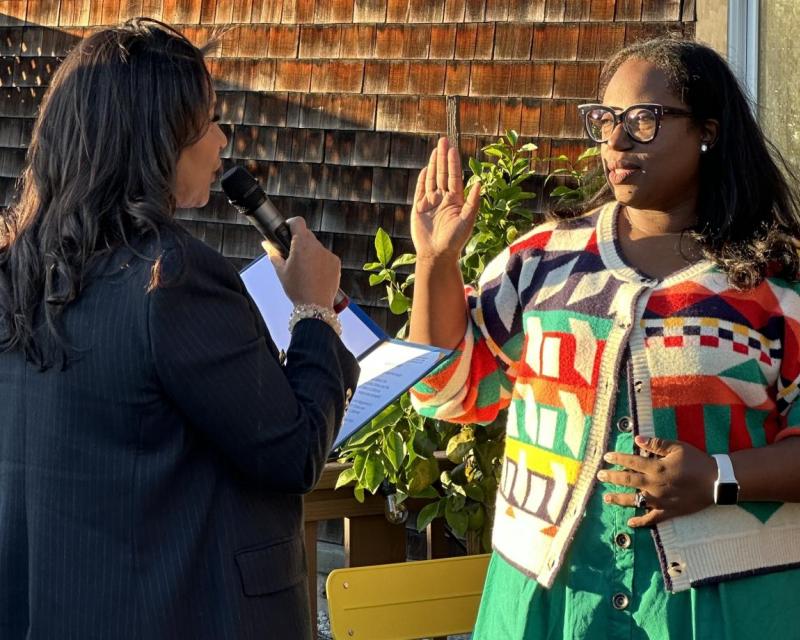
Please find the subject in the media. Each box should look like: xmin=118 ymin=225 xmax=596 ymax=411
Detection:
xmin=221 ymin=166 xmax=266 ymax=210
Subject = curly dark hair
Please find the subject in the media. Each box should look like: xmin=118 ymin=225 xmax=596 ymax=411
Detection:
xmin=567 ymin=37 xmax=800 ymax=290
xmin=0 ymin=18 xmax=214 ymax=368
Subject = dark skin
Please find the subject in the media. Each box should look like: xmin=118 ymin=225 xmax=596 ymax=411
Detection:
xmin=408 ymin=59 xmax=800 ymax=529
xmin=598 ymin=59 xmax=800 ymax=527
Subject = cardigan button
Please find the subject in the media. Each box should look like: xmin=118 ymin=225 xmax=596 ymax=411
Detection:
xmin=615 ymin=533 xmax=632 ymax=549
xmin=612 ymin=592 xmax=630 ymax=610
xmin=616 ymin=416 xmax=633 ymax=433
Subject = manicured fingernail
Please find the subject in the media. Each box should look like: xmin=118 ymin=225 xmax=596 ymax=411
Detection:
xmin=597 ymin=470 xmax=608 ymax=481
xmin=635 ymin=436 xmax=648 ymax=446
xmin=628 ymin=519 xmax=637 ymax=527
xmin=603 ymin=494 xmax=612 ymax=503
xmin=603 ymin=453 xmax=615 ymax=462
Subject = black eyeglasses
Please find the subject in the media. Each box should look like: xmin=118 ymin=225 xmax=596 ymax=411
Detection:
xmin=577 ymin=103 xmax=693 ymax=144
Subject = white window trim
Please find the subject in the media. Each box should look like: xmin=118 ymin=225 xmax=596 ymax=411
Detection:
xmin=727 ymin=0 xmax=759 ymax=107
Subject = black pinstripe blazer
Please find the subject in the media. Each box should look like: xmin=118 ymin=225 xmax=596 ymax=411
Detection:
xmin=0 ymin=229 xmax=359 ymax=640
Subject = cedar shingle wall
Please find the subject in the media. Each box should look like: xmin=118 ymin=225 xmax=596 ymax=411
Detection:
xmin=0 ymin=0 xmax=695 ymax=329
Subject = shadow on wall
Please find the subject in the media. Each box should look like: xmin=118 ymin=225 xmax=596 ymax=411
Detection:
xmin=0 ymin=15 xmax=562 ymax=333
xmin=0 ymin=16 xmax=430 ymax=328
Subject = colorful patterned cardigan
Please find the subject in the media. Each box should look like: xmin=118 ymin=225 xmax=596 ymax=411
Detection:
xmin=411 ymin=201 xmax=800 ymax=593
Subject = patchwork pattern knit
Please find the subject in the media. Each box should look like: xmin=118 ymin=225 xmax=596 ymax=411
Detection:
xmin=412 ymin=202 xmax=800 ymax=592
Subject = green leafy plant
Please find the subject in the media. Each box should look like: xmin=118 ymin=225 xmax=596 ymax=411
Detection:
xmin=335 ymin=131 xmax=601 ymax=552
xmin=544 ymin=146 xmax=604 ymax=207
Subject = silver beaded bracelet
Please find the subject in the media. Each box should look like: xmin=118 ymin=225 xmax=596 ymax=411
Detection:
xmin=288 ymin=303 xmax=342 ymax=336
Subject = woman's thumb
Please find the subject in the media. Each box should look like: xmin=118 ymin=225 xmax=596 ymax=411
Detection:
xmin=263 ymin=240 xmax=286 ymax=270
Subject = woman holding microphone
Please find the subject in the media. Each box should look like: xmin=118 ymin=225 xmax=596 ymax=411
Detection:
xmin=0 ymin=18 xmax=357 ymax=639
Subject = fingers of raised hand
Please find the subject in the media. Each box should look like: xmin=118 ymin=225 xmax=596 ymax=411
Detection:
xmin=446 ymin=144 xmax=464 ymax=195
xmin=436 ymin=137 xmax=449 ymax=191
xmin=425 ymin=147 xmax=438 ymax=194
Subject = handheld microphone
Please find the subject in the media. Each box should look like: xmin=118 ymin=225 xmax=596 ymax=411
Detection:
xmin=221 ymin=166 xmax=349 ymax=313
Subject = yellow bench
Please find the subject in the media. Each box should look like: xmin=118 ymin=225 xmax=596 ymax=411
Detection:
xmin=326 ymin=553 xmax=491 ymax=640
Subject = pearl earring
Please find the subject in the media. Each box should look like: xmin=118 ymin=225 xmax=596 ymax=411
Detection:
xmin=700 ymin=143 xmax=709 ymax=153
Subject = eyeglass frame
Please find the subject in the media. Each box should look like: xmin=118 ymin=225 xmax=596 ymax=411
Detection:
xmin=577 ymin=103 xmax=694 ymax=144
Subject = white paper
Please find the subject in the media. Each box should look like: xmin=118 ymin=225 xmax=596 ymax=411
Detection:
xmin=240 ymin=255 xmax=383 ymax=359
xmin=334 ymin=340 xmax=445 ymax=447
xmin=239 ymin=254 xmax=450 ymax=448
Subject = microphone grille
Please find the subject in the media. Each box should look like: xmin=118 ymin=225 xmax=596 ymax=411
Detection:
xmin=221 ymin=166 xmax=265 ymax=210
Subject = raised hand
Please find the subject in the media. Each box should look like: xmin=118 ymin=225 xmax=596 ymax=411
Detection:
xmin=411 ymin=137 xmax=481 ymax=263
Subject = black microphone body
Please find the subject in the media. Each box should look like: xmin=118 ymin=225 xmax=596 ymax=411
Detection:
xmin=221 ymin=166 xmax=349 ymax=313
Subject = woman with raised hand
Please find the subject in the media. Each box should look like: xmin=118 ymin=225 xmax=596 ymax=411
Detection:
xmin=409 ymin=37 xmax=800 ymax=639
xmin=0 ymin=18 xmax=357 ymax=640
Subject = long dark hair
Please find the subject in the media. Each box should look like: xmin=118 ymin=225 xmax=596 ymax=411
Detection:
xmin=566 ymin=37 xmax=800 ymax=290
xmin=0 ymin=18 xmax=214 ymax=368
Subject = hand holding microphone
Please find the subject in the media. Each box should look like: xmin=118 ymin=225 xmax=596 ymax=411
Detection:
xmin=221 ymin=166 xmax=349 ymax=313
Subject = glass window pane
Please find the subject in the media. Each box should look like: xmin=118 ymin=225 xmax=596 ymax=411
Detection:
xmin=759 ymin=1 xmax=800 ymax=174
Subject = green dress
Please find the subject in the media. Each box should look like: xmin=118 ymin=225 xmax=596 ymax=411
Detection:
xmin=473 ymin=382 xmax=800 ymax=640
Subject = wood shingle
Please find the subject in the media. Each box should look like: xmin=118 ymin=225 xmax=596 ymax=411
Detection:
xmin=0 ymin=0 xmax=696 ymax=324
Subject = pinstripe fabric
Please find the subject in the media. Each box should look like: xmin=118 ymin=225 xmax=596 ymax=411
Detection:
xmin=0 ymin=229 xmax=359 ymax=639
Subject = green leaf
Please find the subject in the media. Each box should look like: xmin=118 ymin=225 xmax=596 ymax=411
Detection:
xmin=411 ymin=486 xmax=440 ymax=500
xmin=449 ymin=493 xmax=466 ymax=511
xmin=464 ymin=483 xmax=485 ymax=502
xmin=468 ymin=157 xmax=482 ymax=177
xmin=383 ymin=431 xmax=405 ymax=471
xmin=388 ymin=289 xmax=412 ymax=315
xmin=577 ymin=145 xmax=600 ymax=161
xmin=369 ymin=272 xmax=390 ymax=286
xmin=445 ymin=499 xmax=469 ymax=537
xmin=335 ymin=467 xmax=357 ymax=490
xmin=353 ymin=453 xmax=367 ymax=482
xmin=416 ymin=500 xmax=442 ymax=531
xmin=364 ymin=454 xmax=386 ymax=494
xmin=407 ymin=456 xmax=440 ymax=495
xmin=550 ymin=185 xmax=576 ymax=197
xmin=411 ymin=429 xmax=437 ymax=458
xmin=374 ymin=227 xmax=393 ymax=266
xmin=371 ymin=403 xmax=405 ymax=429
xmin=519 ymin=142 xmax=538 ymax=152
xmin=483 ymin=147 xmax=505 ymax=158
xmin=354 ymin=485 xmax=365 ymax=503
xmin=391 ymin=253 xmax=417 ymax=268
xmin=446 ymin=427 xmax=476 ymax=463
xmin=342 ymin=405 xmax=404 ymax=451
xmin=506 ymin=129 xmax=519 ymax=146
xmin=363 ymin=261 xmax=383 ymax=271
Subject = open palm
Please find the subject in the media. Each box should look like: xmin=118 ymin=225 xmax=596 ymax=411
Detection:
xmin=411 ymin=137 xmax=481 ymax=262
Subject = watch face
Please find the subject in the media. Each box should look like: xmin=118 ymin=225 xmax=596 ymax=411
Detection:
xmin=715 ymin=482 xmax=739 ymax=505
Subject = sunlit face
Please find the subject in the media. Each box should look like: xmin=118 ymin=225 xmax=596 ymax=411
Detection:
xmin=174 ymin=95 xmax=227 ymax=209
xmin=600 ymin=58 xmax=710 ymax=212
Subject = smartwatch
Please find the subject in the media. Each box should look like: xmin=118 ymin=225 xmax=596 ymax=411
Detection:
xmin=712 ymin=454 xmax=740 ymax=505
